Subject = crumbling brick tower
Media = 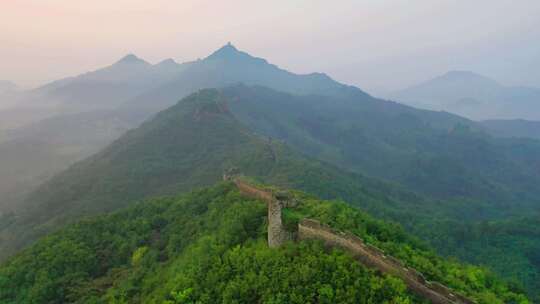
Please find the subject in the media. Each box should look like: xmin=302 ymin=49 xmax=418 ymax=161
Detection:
xmin=268 ymin=190 xmax=296 ymax=247
xmin=267 ymin=198 xmax=286 ymax=248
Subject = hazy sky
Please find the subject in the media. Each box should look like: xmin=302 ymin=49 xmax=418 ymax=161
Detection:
xmin=1 ymin=0 xmax=539 ymax=94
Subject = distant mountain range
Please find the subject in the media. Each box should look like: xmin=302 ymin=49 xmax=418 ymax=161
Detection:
xmin=0 ymin=54 xmax=193 ymax=130
xmin=2 ymin=45 xmax=540 ymax=215
xmin=390 ymin=71 xmax=540 ymax=121
xmin=0 ymin=43 xmax=365 ymax=211
xmin=120 ymin=43 xmax=359 ymax=115
xmin=481 ymin=119 xmax=540 ymax=140
xmin=2 ymin=44 xmax=540 ymax=297
xmin=1 ymin=89 xmax=436 ymax=261
xmin=3 ymin=86 xmax=540 ymax=296
xmin=33 ymin=54 xmax=192 ymax=110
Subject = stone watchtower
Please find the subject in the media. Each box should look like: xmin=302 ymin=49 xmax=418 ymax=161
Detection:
xmin=268 ymin=190 xmax=296 ymax=247
xmin=223 ymin=167 xmax=240 ymax=181
xmin=224 ymin=168 xmax=295 ymax=248
xmin=267 ymin=197 xmax=286 ymax=248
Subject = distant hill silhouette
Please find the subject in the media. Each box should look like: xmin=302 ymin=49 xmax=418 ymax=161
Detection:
xmin=390 ymin=71 xmax=540 ymax=121
xmin=0 ymin=89 xmax=439 ymax=261
xmin=481 ymin=119 xmax=540 ymax=140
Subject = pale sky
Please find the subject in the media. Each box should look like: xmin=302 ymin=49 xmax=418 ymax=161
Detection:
xmin=1 ymin=0 xmax=539 ymax=93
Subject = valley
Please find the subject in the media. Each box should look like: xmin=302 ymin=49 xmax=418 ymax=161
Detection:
xmin=0 ymin=36 xmax=539 ymax=302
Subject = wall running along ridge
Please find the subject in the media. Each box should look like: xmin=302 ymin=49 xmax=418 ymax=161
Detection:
xmin=298 ymin=219 xmax=474 ymax=304
xmin=233 ymin=179 xmax=289 ymax=247
xmin=230 ymin=178 xmax=475 ymax=304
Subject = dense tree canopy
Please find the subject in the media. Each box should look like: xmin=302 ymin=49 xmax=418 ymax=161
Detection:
xmin=0 ymin=183 xmax=529 ymax=303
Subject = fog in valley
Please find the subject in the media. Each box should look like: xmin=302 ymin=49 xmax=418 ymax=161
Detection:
xmin=1 ymin=2 xmax=540 ymax=302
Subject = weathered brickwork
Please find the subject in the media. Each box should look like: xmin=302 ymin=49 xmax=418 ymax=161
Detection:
xmin=233 ymin=179 xmax=289 ymax=247
xmin=298 ymin=219 xmax=475 ymax=304
xmin=267 ymin=197 xmax=287 ymax=248
xmin=229 ymin=177 xmax=475 ymax=304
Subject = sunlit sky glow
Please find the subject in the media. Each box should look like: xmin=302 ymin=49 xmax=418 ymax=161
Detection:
xmin=1 ymin=0 xmax=539 ymax=93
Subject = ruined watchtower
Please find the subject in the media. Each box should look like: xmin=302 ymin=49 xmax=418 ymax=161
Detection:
xmin=225 ymin=169 xmax=293 ymax=247
xmin=267 ymin=193 xmax=288 ymax=247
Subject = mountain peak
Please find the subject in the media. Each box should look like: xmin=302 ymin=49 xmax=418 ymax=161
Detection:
xmin=205 ymin=42 xmax=266 ymax=65
xmin=219 ymin=41 xmax=238 ymax=52
xmin=115 ymin=54 xmax=148 ymax=65
xmin=155 ymin=58 xmax=178 ymax=67
xmin=207 ymin=42 xmax=240 ymax=57
xmin=438 ymin=70 xmax=500 ymax=85
xmin=158 ymin=58 xmax=177 ymax=65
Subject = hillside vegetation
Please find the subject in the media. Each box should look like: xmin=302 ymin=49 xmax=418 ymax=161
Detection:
xmin=0 ymin=89 xmax=437 ymax=260
xmin=3 ymin=88 xmax=540 ymax=299
xmin=0 ymin=183 xmax=529 ymax=303
xmin=224 ymin=85 xmax=540 ymax=209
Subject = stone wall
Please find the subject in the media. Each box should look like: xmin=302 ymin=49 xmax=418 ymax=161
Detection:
xmin=267 ymin=196 xmax=288 ymax=248
xmin=230 ymin=178 xmax=475 ymax=304
xmin=235 ymin=180 xmax=274 ymax=204
xmin=234 ymin=179 xmax=288 ymax=247
xmin=298 ymin=219 xmax=475 ymax=304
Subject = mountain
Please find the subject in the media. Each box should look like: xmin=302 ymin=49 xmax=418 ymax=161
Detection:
xmin=433 ymin=214 xmax=540 ymax=301
xmin=0 ymin=110 xmax=139 ymax=213
xmin=0 ymin=182 xmax=529 ymax=303
xmin=0 ymin=85 xmax=540 ymax=298
xmin=0 ymin=55 xmax=194 ymax=209
xmin=1 ymin=89 xmax=427 ymax=260
xmin=481 ymin=119 xmax=540 ymax=140
xmin=2 ymin=45 xmax=540 ymax=296
xmin=121 ymin=43 xmax=361 ymax=115
xmin=29 ymin=53 xmax=193 ymax=111
xmin=0 ymin=54 xmax=192 ymax=131
xmin=390 ymin=71 xmax=540 ymax=121
xmin=0 ymin=88 xmax=473 ymax=261
xmin=0 ymin=44 xmax=475 ymax=212
xmin=3 ymin=87 xmax=540 ymax=298
xmin=0 ymin=43 xmax=369 ymax=216
xmin=221 ymin=85 xmax=540 ymax=207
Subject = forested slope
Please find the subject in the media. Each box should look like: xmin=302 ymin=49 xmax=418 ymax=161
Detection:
xmin=0 ymin=89 xmax=440 ymax=261
xmin=0 ymin=183 xmax=529 ymax=303
xmin=3 ymin=87 xmax=539 ymax=299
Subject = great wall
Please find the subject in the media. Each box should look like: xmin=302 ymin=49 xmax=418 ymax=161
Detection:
xmin=224 ymin=172 xmax=475 ymax=304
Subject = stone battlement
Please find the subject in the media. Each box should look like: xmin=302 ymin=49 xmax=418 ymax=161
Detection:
xmin=233 ymin=178 xmax=290 ymax=247
xmin=230 ymin=178 xmax=474 ymax=304
xmin=298 ymin=219 xmax=474 ymax=304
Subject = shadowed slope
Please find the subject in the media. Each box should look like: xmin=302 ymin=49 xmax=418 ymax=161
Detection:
xmin=0 ymin=89 xmax=436 ymax=260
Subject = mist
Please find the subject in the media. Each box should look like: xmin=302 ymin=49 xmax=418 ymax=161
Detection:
xmin=1 ymin=0 xmax=539 ymax=94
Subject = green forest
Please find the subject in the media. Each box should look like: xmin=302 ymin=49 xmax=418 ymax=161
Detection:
xmin=2 ymin=88 xmax=540 ymax=301
xmin=0 ymin=183 xmax=530 ymax=303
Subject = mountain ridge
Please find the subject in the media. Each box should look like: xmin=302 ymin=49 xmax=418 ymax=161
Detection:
xmin=391 ymin=71 xmax=540 ymax=120
xmin=0 ymin=88 xmax=464 ymax=261
xmin=0 ymin=182 xmax=529 ymax=303
xmin=2 ymin=45 xmax=540 ymax=297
